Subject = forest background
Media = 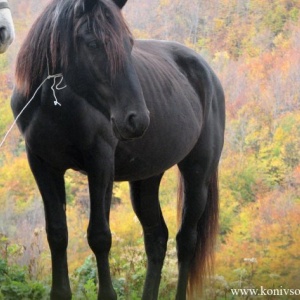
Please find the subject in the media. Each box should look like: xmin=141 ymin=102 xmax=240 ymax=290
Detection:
xmin=0 ymin=0 xmax=300 ymax=299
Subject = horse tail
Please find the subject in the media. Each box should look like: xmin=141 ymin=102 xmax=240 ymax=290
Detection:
xmin=177 ymin=171 xmax=184 ymax=226
xmin=177 ymin=170 xmax=219 ymax=299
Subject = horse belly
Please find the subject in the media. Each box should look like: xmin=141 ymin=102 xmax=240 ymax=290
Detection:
xmin=114 ymin=133 xmax=198 ymax=181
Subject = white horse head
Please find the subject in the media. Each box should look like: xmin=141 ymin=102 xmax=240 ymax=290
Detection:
xmin=0 ymin=1 xmax=14 ymax=53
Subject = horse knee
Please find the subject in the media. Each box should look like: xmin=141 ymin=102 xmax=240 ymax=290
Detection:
xmin=47 ymin=227 xmax=68 ymax=252
xmin=88 ymin=229 xmax=112 ymax=254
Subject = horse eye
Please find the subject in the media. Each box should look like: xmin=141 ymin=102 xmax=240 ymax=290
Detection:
xmin=104 ymin=36 xmax=110 ymax=46
xmin=104 ymin=9 xmax=111 ymax=20
xmin=87 ymin=40 xmax=100 ymax=49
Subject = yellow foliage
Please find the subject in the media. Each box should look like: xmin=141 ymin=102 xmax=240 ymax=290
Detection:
xmin=0 ymin=154 xmax=36 ymax=211
xmin=214 ymin=18 xmax=225 ymax=30
xmin=159 ymin=0 xmax=171 ymax=8
xmin=273 ymin=32 xmax=291 ymax=51
xmin=66 ymin=205 xmax=90 ymax=271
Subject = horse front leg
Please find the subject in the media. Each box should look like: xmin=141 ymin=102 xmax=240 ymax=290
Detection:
xmin=85 ymin=148 xmax=117 ymax=300
xmin=27 ymin=149 xmax=71 ymax=300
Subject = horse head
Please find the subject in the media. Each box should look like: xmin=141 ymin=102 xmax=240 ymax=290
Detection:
xmin=65 ymin=0 xmax=150 ymax=140
xmin=0 ymin=2 xmax=15 ymax=53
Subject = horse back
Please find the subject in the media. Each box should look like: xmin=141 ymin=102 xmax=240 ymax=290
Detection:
xmin=133 ymin=39 xmax=224 ymax=117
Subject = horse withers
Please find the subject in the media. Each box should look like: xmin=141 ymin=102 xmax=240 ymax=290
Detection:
xmin=11 ymin=0 xmax=225 ymax=299
xmin=0 ymin=0 xmax=14 ymax=53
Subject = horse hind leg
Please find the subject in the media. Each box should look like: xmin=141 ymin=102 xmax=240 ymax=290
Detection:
xmin=129 ymin=173 xmax=168 ymax=300
xmin=176 ymin=148 xmax=220 ymax=300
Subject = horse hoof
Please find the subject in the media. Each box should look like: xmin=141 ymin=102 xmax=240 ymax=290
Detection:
xmin=50 ymin=290 xmax=72 ymax=300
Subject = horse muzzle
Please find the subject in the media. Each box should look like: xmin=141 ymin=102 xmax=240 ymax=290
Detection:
xmin=111 ymin=110 xmax=150 ymax=141
xmin=0 ymin=27 xmax=14 ymax=53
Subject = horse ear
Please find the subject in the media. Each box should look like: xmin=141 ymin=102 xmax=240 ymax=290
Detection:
xmin=83 ymin=0 xmax=98 ymax=12
xmin=75 ymin=0 xmax=97 ymax=17
xmin=112 ymin=0 xmax=127 ymax=9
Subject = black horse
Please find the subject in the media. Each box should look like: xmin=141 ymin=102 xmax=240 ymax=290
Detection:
xmin=11 ymin=0 xmax=225 ymax=299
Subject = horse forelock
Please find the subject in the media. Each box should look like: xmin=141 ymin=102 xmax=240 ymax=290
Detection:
xmin=15 ymin=0 xmax=132 ymax=97
xmin=74 ymin=0 xmax=132 ymax=77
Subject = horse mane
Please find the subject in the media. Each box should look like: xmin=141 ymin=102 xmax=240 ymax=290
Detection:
xmin=15 ymin=0 xmax=132 ymax=97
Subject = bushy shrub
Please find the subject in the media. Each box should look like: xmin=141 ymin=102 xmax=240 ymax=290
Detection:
xmin=0 ymin=258 xmax=47 ymax=300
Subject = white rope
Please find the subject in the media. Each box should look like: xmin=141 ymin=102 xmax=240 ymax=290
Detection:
xmin=51 ymin=75 xmax=67 ymax=106
xmin=0 ymin=73 xmax=67 ymax=149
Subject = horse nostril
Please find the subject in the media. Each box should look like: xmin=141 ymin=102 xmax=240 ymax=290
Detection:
xmin=112 ymin=111 xmax=149 ymax=140
xmin=0 ymin=27 xmax=6 ymax=43
xmin=126 ymin=112 xmax=137 ymax=131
